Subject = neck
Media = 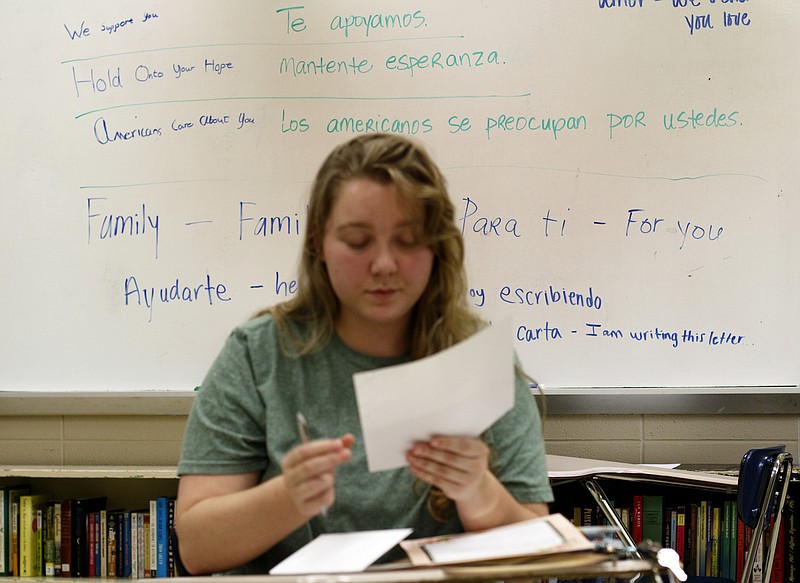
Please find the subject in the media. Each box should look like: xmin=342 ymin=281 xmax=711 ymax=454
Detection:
xmin=335 ymin=318 xmax=411 ymax=357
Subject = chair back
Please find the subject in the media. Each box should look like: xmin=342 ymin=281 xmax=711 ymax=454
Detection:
xmin=736 ymin=445 xmax=793 ymax=583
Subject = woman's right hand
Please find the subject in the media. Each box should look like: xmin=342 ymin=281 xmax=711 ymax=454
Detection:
xmin=176 ymin=437 xmax=354 ymax=576
xmin=280 ymin=433 xmax=356 ymax=517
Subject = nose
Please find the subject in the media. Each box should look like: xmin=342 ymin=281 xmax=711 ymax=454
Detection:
xmin=370 ymin=242 xmax=398 ymax=276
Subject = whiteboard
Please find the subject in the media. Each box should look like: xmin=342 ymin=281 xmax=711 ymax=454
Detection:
xmin=1 ymin=1 xmax=798 ymax=392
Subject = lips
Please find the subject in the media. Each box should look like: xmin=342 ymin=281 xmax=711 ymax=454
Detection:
xmin=368 ymin=288 xmax=397 ymax=300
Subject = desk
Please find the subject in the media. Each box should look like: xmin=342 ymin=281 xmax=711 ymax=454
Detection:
xmin=171 ymin=555 xmax=655 ymax=582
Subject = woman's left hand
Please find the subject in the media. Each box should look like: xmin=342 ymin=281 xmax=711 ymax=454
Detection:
xmin=405 ymin=436 xmax=490 ymax=502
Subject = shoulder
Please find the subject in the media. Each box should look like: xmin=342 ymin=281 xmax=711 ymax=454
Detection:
xmin=232 ymin=311 xmax=313 ymax=353
xmin=232 ymin=311 xmax=277 ymax=342
xmin=222 ymin=312 xmax=288 ymax=361
xmin=187 ymin=318 xmax=280 ymax=431
xmin=196 ymin=314 xmax=283 ymax=398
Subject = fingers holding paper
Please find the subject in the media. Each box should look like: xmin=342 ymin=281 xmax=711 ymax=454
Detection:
xmin=406 ymin=435 xmax=490 ymax=501
xmin=281 ymin=433 xmax=355 ymax=517
xmin=406 ymin=436 xmax=543 ymax=531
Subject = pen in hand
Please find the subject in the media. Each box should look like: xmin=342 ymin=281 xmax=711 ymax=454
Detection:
xmin=295 ymin=412 xmax=328 ymax=518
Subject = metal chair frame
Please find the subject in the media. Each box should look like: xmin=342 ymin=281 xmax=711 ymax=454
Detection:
xmin=738 ymin=446 xmax=793 ymax=583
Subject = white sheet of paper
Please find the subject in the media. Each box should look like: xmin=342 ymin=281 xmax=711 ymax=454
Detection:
xmin=353 ymin=322 xmax=514 ymax=473
xmin=421 ymin=518 xmax=563 ymax=564
xmin=269 ymin=528 xmax=413 ymax=575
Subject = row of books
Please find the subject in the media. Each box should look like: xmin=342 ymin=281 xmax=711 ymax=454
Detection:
xmin=572 ymin=493 xmax=793 ymax=582
xmin=1 ymin=485 xmax=177 ymax=578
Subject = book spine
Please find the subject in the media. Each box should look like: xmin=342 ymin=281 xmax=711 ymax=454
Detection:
xmin=787 ymin=496 xmax=797 ymax=583
xmin=772 ymin=517 xmax=786 ymax=583
xmin=94 ymin=511 xmax=101 ymax=578
xmin=88 ymin=511 xmax=96 ymax=578
xmin=0 ymin=489 xmax=6 ymax=575
xmin=139 ymin=512 xmax=147 ymax=579
xmin=131 ymin=511 xmax=139 ymax=579
xmin=632 ymin=495 xmax=643 ymax=543
xmin=115 ymin=511 xmax=124 ymax=578
xmin=149 ymin=500 xmax=157 ymax=578
xmin=36 ymin=508 xmax=44 ymax=577
xmin=686 ymin=503 xmax=696 ymax=575
xmin=73 ymin=503 xmax=85 ymax=577
xmin=736 ymin=520 xmax=752 ymax=581
xmin=100 ymin=510 xmax=108 ymax=579
xmin=18 ymin=496 xmax=32 ymax=576
xmin=663 ymin=507 xmax=672 ymax=551
xmin=107 ymin=511 xmax=117 ymax=579
xmin=728 ymin=499 xmax=737 ymax=580
xmin=19 ymin=494 xmax=47 ymax=577
xmin=167 ymin=498 xmax=176 ymax=577
xmin=44 ymin=502 xmax=55 ymax=576
xmin=59 ymin=499 xmax=73 ymax=577
xmin=123 ymin=511 xmax=131 ymax=578
xmin=5 ymin=488 xmax=32 ymax=577
xmin=642 ymin=495 xmax=663 ymax=545
xmin=697 ymin=500 xmax=706 ymax=576
xmin=156 ymin=498 xmax=167 ymax=578
xmin=143 ymin=512 xmax=151 ymax=579
xmin=754 ymin=534 xmax=764 ymax=583
xmin=721 ymin=500 xmax=731 ymax=580
xmin=581 ymin=506 xmax=594 ymax=527
xmin=706 ymin=500 xmax=714 ymax=576
xmin=53 ymin=501 xmax=62 ymax=577
xmin=11 ymin=501 xmax=19 ymax=577
xmin=670 ymin=508 xmax=676 ymax=550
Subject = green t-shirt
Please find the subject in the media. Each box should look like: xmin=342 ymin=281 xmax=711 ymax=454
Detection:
xmin=178 ymin=314 xmax=553 ymax=574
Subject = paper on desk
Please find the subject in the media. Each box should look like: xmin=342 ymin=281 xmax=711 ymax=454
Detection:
xmin=421 ymin=517 xmax=564 ymax=564
xmin=269 ymin=528 xmax=413 ymax=575
xmin=400 ymin=513 xmax=594 ymax=566
xmin=353 ymin=322 xmax=513 ymax=473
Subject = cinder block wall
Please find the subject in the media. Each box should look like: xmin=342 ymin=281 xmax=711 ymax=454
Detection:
xmin=1 ymin=394 xmax=798 ymax=467
xmin=0 ymin=414 xmax=188 ymax=466
xmin=542 ymin=413 xmax=800 ymax=465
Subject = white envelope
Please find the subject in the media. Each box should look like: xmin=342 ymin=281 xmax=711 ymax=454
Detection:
xmin=269 ymin=528 xmax=413 ymax=575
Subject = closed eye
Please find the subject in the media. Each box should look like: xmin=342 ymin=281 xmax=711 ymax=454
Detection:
xmin=343 ymin=235 xmax=370 ymax=249
xmin=396 ymin=233 xmax=422 ymax=248
xmin=395 ymin=225 xmax=427 ymax=248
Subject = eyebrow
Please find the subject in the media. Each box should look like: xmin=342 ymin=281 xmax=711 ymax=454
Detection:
xmin=335 ymin=220 xmax=418 ymax=232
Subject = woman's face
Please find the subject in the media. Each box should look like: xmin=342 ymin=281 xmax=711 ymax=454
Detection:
xmin=321 ymin=177 xmax=434 ymax=350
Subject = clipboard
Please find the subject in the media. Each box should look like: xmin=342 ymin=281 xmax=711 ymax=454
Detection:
xmin=400 ymin=513 xmax=594 ymax=567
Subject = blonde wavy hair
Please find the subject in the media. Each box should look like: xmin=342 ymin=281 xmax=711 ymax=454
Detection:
xmin=262 ymin=133 xmax=482 ymax=358
xmin=259 ymin=133 xmax=484 ymax=520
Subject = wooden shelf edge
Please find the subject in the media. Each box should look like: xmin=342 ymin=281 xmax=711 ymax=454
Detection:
xmin=0 ymin=391 xmax=195 ymax=416
xmin=0 ymin=465 xmax=178 ymax=479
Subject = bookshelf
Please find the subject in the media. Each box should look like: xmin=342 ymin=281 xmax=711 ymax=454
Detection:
xmin=547 ymin=455 xmax=798 ymax=582
xmin=551 ymin=475 xmax=739 ymax=575
xmin=1 ymin=466 xmax=179 ymax=580
xmin=2 ymin=457 xmax=792 ymax=580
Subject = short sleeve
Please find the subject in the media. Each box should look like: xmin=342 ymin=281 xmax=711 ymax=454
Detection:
xmin=177 ymin=328 xmax=269 ymax=475
xmin=483 ymin=369 xmax=554 ymax=504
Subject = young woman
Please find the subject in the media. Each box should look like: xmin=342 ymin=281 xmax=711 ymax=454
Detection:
xmin=174 ymin=133 xmax=553 ymax=574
